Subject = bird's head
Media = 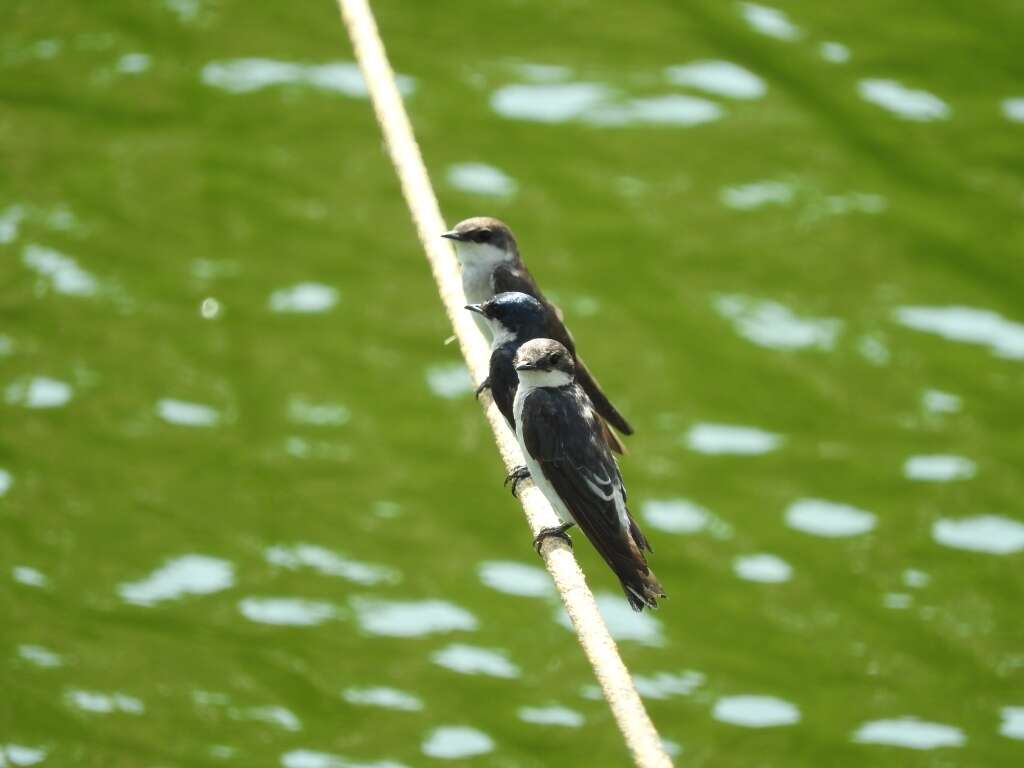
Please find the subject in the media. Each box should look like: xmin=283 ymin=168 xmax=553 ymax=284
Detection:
xmin=465 ymin=291 xmax=546 ymax=343
xmin=442 ymin=216 xmax=518 ymax=269
xmin=514 ymin=338 xmax=575 ymax=389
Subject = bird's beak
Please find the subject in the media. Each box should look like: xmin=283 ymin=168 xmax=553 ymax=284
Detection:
xmin=441 ymin=230 xmax=466 ymax=242
xmin=464 ymin=303 xmax=485 ymax=315
xmin=515 ymin=362 xmax=537 ymax=372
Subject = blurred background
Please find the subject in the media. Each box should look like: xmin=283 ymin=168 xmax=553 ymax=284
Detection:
xmin=3 ymin=1 xmax=1023 ymax=766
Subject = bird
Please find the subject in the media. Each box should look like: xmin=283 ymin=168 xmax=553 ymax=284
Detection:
xmin=512 ymin=337 xmax=664 ymax=611
xmin=442 ymin=217 xmax=633 ymax=451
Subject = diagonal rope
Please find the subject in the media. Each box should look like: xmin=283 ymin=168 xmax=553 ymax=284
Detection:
xmin=335 ymin=1 xmax=673 ymax=765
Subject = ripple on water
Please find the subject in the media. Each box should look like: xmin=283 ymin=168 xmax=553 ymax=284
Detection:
xmin=477 ymin=560 xmax=553 ymax=598
xmin=633 ymin=670 xmax=705 ymax=700
xmin=712 ymin=695 xmax=801 ymax=727
xmin=424 ymin=362 xmax=473 ymax=399
xmin=342 ymin=687 xmax=423 ymax=712
xmin=202 ymin=59 xmax=414 ymax=97
xmin=858 ymin=79 xmax=950 ymax=121
xmin=894 ymin=305 xmax=1024 ymax=359
xmin=0 ymin=468 xmax=11 ymax=496
xmin=903 ymin=455 xmax=976 ymax=482
xmin=421 ymin=726 xmax=495 ymax=760
xmin=156 ymin=398 xmax=220 ymax=427
xmin=556 ymin=593 xmax=664 ymax=647
xmin=265 ymin=544 xmax=399 ymax=586
xmin=518 ymin=705 xmax=585 ymax=728
xmin=18 ymin=644 xmax=63 ymax=668
xmin=119 ymin=554 xmax=235 ymax=605
xmin=281 ymin=749 xmax=408 ymax=768
xmin=714 ymin=294 xmax=841 ymax=350
xmin=733 ymin=553 xmax=792 ymax=583
xmin=6 ymin=376 xmax=72 ymax=409
xmin=352 ymin=599 xmax=478 ymax=637
xmin=1000 ymin=707 xmax=1024 ymax=740
xmin=932 ymin=515 xmax=1024 ymax=555
xmin=1003 ymin=98 xmax=1024 ymax=123
xmin=739 ymin=3 xmax=802 ymax=41
xmin=785 ymin=498 xmax=877 ymax=538
xmin=665 ymin=60 xmax=766 ymax=99
xmin=238 ymin=597 xmax=338 ymax=626
xmin=22 ymin=244 xmax=97 ymax=296
xmin=0 ymin=745 xmax=47 ymax=766
xmin=269 ymin=282 xmax=339 ymax=314
xmin=66 ymin=689 xmax=144 ymax=715
xmin=432 ymin=644 xmax=520 ymax=679
xmin=684 ymin=422 xmax=783 ymax=455
xmin=852 ymin=718 xmax=965 ymax=749
xmin=446 ymin=162 xmax=517 ymax=197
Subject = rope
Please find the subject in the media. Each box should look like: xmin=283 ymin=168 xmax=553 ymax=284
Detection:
xmin=335 ymin=2 xmax=673 ymax=765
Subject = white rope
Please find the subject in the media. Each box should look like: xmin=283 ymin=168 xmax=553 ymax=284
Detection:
xmin=335 ymin=2 xmax=673 ymax=765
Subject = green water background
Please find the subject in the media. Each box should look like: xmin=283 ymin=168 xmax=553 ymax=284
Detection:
xmin=3 ymin=1 xmax=1023 ymax=765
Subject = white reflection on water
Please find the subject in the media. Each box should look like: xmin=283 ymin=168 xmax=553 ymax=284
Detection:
xmin=477 ymin=560 xmax=553 ymax=598
xmin=721 ymin=180 xmax=794 ymax=210
xmin=518 ymin=705 xmax=585 ymax=727
xmin=0 ymin=744 xmax=47 ymax=766
xmin=894 ymin=305 xmax=1024 ymax=359
xmin=352 ymin=598 xmax=478 ymax=637
xmin=786 ymin=498 xmax=876 ymax=538
xmin=820 ymin=42 xmax=851 ymax=63
xmin=491 ymin=83 xmax=723 ymax=127
xmin=281 ymin=749 xmax=407 ymax=768
xmin=903 ymin=454 xmax=976 ymax=482
xmin=932 ymin=515 xmax=1024 ymax=555
xmin=202 ymin=59 xmax=414 ymax=97
xmin=265 ymin=544 xmax=399 ymax=586
xmin=1001 ymin=706 xmax=1024 ymax=740
xmin=714 ymin=294 xmax=841 ymax=350
xmin=119 ymin=554 xmax=234 ymax=605
xmin=739 ymin=3 xmax=801 ymax=41
xmin=684 ymin=422 xmax=782 ymax=455
xmin=633 ymin=670 xmax=705 ymax=700
xmin=269 ymin=282 xmax=339 ymax=314
xmin=713 ymin=695 xmax=800 ymax=727
xmin=238 ymin=597 xmax=338 ymax=626
xmin=431 ymin=643 xmax=520 ymax=679
xmin=231 ymin=706 xmax=300 ymax=732
xmin=18 ymin=644 xmax=63 ymax=668
xmin=421 ymin=726 xmax=494 ymax=759
xmin=852 ymin=717 xmax=965 ymax=749
xmin=446 ymin=162 xmax=517 ymax=197
xmin=22 ymin=244 xmax=97 ymax=296
xmin=6 ymin=376 xmax=72 ymax=409
xmin=1001 ymin=98 xmax=1024 ymax=123
xmin=556 ymin=593 xmax=664 ymax=647
xmin=342 ymin=687 xmax=423 ymax=712
xmin=922 ymin=389 xmax=961 ymax=414
xmin=665 ymin=60 xmax=766 ymax=100
xmin=0 ymin=469 xmax=10 ymax=497
xmin=66 ymin=689 xmax=144 ymax=715
xmin=858 ymin=79 xmax=950 ymax=121
xmin=733 ymin=553 xmax=792 ymax=583
xmin=288 ymin=397 xmax=350 ymax=426
xmin=12 ymin=566 xmax=48 ymax=588
xmin=425 ymin=362 xmax=473 ymax=399
xmin=156 ymin=398 xmax=220 ymax=427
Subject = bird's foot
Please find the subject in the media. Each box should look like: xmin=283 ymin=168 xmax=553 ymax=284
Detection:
xmin=533 ymin=522 xmax=575 ymax=554
xmin=474 ymin=376 xmax=491 ymax=400
xmin=504 ymin=465 xmax=530 ymax=497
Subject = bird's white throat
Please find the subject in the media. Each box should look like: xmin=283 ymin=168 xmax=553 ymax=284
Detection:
xmin=516 ymin=367 xmax=574 ymax=391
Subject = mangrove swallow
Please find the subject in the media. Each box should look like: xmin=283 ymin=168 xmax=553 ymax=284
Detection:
xmin=512 ymin=338 xmax=664 ymax=611
xmin=442 ymin=216 xmax=634 ymax=449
